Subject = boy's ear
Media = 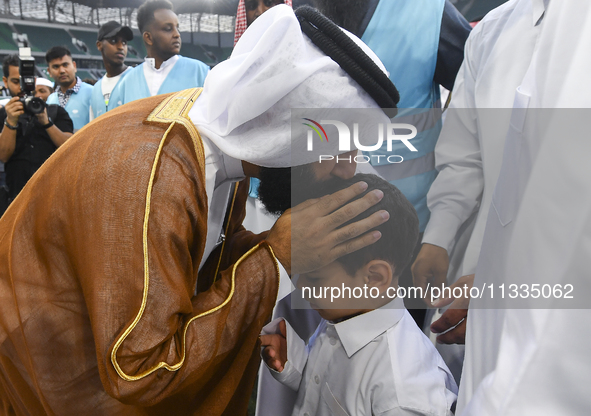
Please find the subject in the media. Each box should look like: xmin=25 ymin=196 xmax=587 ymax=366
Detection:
xmin=363 ymin=260 xmax=393 ymax=291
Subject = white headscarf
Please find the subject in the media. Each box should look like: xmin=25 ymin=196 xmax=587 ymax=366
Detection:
xmin=189 ymin=4 xmax=390 ymax=168
xmin=35 ymin=77 xmax=54 ymax=89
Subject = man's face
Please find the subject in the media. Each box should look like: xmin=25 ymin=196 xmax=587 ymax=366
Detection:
xmin=257 ymin=150 xmax=358 ymax=216
xmin=245 ymin=0 xmax=285 ymax=26
xmin=47 ymin=55 xmax=77 ymax=89
xmin=145 ymin=9 xmax=181 ymax=61
xmin=34 ymin=85 xmax=53 ymax=102
xmin=2 ymin=65 xmax=21 ymax=97
xmin=97 ymin=34 xmax=128 ymax=66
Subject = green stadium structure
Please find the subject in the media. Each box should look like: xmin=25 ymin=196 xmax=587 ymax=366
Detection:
xmin=0 ymin=23 xmax=17 ymax=51
xmin=127 ymin=36 xmax=147 ymax=59
xmin=0 ymin=19 xmax=230 ymax=83
xmin=69 ymin=29 xmax=102 ymax=56
xmin=14 ymin=24 xmax=73 ymax=53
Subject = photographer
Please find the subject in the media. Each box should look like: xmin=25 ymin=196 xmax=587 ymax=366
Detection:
xmin=0 ymin=54 xmax=73 ymax=216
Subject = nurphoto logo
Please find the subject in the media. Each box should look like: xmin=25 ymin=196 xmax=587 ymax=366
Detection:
xmin=303 ymin=118 xmax=418 ymax=164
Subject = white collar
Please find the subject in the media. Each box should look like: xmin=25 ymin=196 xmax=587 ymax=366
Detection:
xmin=144 ymin=54 xmax=180 ymax=71
xmin=332 ymin=297 xmax=405 ymax=358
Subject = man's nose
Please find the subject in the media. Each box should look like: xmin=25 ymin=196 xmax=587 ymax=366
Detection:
xmin=330 ymin=150 xmax=358 ymax=180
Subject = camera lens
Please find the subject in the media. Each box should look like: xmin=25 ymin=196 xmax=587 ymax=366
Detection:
xmin=24 ymin=97 xmax=46 ymax=115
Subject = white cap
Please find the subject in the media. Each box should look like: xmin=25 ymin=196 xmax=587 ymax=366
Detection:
xmin=35 ymin=77 xmax=54 ymax=89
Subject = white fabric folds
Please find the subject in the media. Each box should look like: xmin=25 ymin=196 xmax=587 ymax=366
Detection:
xmin=189 ymin=5 xmax=390 ymax=168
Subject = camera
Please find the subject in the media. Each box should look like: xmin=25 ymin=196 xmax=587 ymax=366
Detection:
xmin=18 ymin=47 xmax=46 ymax=115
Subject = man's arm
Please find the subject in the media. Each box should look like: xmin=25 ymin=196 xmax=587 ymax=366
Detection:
xmin=413 ymin=29 xmax=483 ymax=297
xmin=0 ymin=97 xmax=23 ymax=163
xmin=36 ymin=105 xmax=73 ymax=147
xmin=434 ymin=0 xmax=472 ymax=91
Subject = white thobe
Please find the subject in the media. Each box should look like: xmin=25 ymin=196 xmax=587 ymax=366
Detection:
xmin=422 ymin=0 xmax=548 ymax=383
xmin=460 ymin=0 xmax=591 ymax=414
xmin=423 ymin=0 xmax=547 ymax=282
xmin=263 ymin=298 xmax=457 ymax=416
xmin=143 ymin=55 xmax=179 ymax=97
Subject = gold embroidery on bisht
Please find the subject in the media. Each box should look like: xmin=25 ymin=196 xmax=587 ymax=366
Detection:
xmin=111 ymin=88 xmax=210 ymax=381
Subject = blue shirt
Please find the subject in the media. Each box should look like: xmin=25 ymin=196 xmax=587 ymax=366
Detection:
xmin=47 ymin=77 xmax=93 ymax=132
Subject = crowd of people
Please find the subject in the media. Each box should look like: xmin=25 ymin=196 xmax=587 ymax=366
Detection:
xmin=0 ymin=0 xmax=210 ymax=217
xmin=0 ymin=0 xmax=589 ymax=415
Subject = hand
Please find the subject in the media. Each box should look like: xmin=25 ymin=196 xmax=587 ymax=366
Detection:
xmin=35 ymin=107 xmax=49 ymax=125
xmin=4 ymin=97 xmax=24 ymax=126
xmin=429 ymin=274 xmax=474 ymax=345
xmin=266 ymin=181 xmax=389 ymax=275
xmin=411 ymin=243 xmax=449 ymax=306
xmin=260 ymin=320 xmax=287 ymax=372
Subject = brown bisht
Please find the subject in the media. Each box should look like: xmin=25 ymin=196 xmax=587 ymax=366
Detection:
xmin=0 ymin=89 xmax=280 ymax=415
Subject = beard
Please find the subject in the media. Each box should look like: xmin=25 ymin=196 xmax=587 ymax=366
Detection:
xmin=257 ymin=164 xmax=345 ymax=216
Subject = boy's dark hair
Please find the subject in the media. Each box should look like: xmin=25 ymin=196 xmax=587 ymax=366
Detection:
xmin=2 ymin=54 xmax=19 ymax=78
xmin=327 ymin=173 xmax=419 ymax=277
xmin=45 ymin=46 xmax=71 ymax=64
xmin=137 ymin=0 xmax=174 ymax=34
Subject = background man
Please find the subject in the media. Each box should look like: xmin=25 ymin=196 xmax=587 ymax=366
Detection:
xmin=0 ymin=54 xmax=73 ymax=216
xmin=46 ymin=46 xmax=93 ymax=132
xmin=34 ymin=77 xmax=54 ymax=102
xmin=411 ymin=0 xmax=551 ymax=382
xmin=457 ymin=1 xmax=591 ymax=414
xmin=109 ymin=0 xmax=209 ymax=108
xmin=90 ymin=21 xmax=134 ymax=120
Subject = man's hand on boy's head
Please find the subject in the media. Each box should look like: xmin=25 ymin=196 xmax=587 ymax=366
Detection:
xmin=266 ymin=181 xmax=389 ymax=276
xmin=260 ymin=319 xmax=288 ymax=372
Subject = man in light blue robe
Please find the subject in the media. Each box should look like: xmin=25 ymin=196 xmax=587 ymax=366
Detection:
xmin=109 ymin=0 xmax=209 ymax=108
xmin=90 ymin=21 xmax=134 ymax=120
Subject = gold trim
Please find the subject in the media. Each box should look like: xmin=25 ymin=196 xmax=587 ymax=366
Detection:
xmin=264 ymin=243 xmax=283 ymax=304
xmin=110 ymin=89 xmax=284 ymax=381
xmin=112 ymin=239 xmax=269 ymax=380
xmin=146 ymin=88 xmax=206 ymax=180
xmin=110 ymin=121 xmax=177 ymax=380
xmin=110 ymin=87 xmax=213 ymax=381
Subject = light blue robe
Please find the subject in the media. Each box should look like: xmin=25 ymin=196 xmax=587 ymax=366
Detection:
xmin=108 ymin=56 xmax=209 ymax=108
xmin=90 ymin=68 xmax=132 ymax=119
xmin=47 ymin=80 xmax=93 ymax=132
xmin=361 ymin=0 xmax=445 ymax=231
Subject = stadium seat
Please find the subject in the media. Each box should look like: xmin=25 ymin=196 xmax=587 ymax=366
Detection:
xmin=0 ymin=23 xmax=17 ymax=51
xmin=70 ymin=30 xmax=102 ymax=56
xmin=14 ymin=24 xmax=73 ymax=54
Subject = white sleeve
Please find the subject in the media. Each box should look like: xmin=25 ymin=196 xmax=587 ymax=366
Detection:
xmin=261 ymin=318 xmax=308 ymax=391
xmin=422 ymin=32 xmax=484 ymax=256
xmin=276 ymin=262 xmax=294 ymax=302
